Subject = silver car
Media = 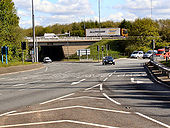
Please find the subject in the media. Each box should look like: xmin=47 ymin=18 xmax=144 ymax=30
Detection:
xmin=43 ymin=57 xmax=52 ymax=63
xmin=130 ymin=51 xmax=144 ymax=58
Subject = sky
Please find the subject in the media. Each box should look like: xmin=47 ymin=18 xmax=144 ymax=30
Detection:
xmin=12 ymin=0 xmax=170 ymax=29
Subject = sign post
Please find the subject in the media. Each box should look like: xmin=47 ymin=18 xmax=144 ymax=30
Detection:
xmin=97 ymin=45 xmax=100 ymax=62
xmin=1 ymin=46 xmax=3 ymax=64
xmin=5 ymin=46 xmax=8 ymax=64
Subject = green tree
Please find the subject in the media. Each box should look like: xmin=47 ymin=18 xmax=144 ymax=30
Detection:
xmin=119 ymin=19 xmax=132 ymax=29
xmin=126 ymin=18 xmax=161 ymax=53
xmin=0 ymin=0 xmax=24 ymax=61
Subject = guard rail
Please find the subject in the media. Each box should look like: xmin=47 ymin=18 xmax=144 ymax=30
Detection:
xmin=150 ymin=60 xmax=170 ymax=78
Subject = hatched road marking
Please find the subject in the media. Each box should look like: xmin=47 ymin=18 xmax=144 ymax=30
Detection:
xmin=0 ymin=120 xmax=119 ymax=128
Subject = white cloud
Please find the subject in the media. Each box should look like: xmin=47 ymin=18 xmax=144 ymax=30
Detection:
xmin=117 ymin=0 xmax=170 ymax=19
xmin=107 ymin=12 xmax=138 ymax=22
xmin=13 ymin=0 xmax=94 ymax=28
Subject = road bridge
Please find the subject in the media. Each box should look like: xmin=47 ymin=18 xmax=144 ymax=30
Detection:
xmin=27 ymin=37 xmax=101 ymax=61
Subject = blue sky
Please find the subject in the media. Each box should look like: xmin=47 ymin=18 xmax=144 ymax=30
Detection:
xmin=13 ymin=0 xmax=170 ymax=29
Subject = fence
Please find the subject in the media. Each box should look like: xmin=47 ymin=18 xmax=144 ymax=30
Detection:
xmin=149 ymin=60 xmax=170 ymax=78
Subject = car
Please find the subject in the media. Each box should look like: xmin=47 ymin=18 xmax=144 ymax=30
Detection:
xmin=43 ymin=57 xmax=52 ymax=63
xmin=143 ymin=50 xmax=157 ymax=59
xmin=102 ymin=56 xmax=115 ymax=65
xmin=130 ymin=51 xmax=144 ymax=58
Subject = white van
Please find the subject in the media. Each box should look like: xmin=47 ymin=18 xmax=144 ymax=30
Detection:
xmin=130 ymin=51 xmax=144 ymax=58
xmin=44 ymin=33 xmax=58 ymax=39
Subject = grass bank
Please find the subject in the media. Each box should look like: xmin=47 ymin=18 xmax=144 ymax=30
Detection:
xmin=0 ymin=62 xmax=35 ymax=67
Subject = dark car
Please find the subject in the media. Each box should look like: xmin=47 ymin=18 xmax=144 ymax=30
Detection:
xmin=102 ymin=56 xmax=115 ymax=65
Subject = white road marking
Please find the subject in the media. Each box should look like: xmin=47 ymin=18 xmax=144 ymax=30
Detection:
xmin=103 ymin=93 xmax=121 ymax=105
xmin=100 ymin=83 xmax=103 ymax=91
xmin=8 ymin=105 xmax=130 ymax=116
xmin=0 ymin=111 xmax=16 ymax=117
xmin=131 ymin=78 xmax=135 ymax=83
xmin=71 ymin=79 xmax=86 ymax=85
xmin=45 ymin=67 xmax=48 ymax=72
xmin=13 ymin=84 xmax=26 ymax=87
xmin=59 ymin=96 xmax=105 ymax=101
xmin=131 ymin=78 xmax=144 ymax=84
xmin=84 ymin=84 xmax=100 ymax=91
xmin=0 ymin=93 xmax=2 ymax=96
xmin=103 ymin=78 xmax=108 ymax=82
xmin=40 ymin=93 xmax=75 ymax=105
xmin=83 ymin=90 xmax=100 ymax=92
xmin=0 ymin=120 xmax=119 ymax=128
xmin=18 ymin=89 xmax=26 ymax=92
xmin=136 ymin=112 xmax=170 ymax=128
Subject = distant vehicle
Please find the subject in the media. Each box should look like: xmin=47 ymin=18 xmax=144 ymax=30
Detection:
xmin=156 ymin=47 xmax=170 ymax=59
xmin=86 ymin=28 xmax=128 ymax=37
xmin=43 ymin=57 xmax=52 ymax=63
xmin=156 ymin=49 xmax=165 ymax=57
xmin=102 ymin=56 xmax=115 ymax=65
xmin=143 ymin=50 xmax=157 ymax=59
xmin=130 ymin=51 xmax=144 ymax=58
xmin=44 ymin=33 xmax=59 ymax=39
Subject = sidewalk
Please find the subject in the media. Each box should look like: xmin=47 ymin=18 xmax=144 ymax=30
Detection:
xmin=0 ymin=63 xmax=44 ymax=75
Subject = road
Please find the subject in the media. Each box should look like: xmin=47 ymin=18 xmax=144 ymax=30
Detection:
xmin=0 ymin=58 xmax=169 ymax=128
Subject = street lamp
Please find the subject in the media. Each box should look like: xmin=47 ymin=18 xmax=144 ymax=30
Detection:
xmin=150 ymin=0 xmax=152 ymax=19
xmin=98 ymin=0 xmax=101 ymax=37
xmin=32 ymin=0 xmax=36 ymax=62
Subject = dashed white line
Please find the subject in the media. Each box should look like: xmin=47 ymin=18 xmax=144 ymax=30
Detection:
xmin=103 ymin=93 xmax=121 ymax=105
xmin=71 ymin=79 xmax=86 ymax=85
xmin=0 ymin=120 xmax=119 ymax=128
xmin=100 ymin=83 xmax=103 ymax=91
xmin=136 ymin=112 xmax=170 ymax=128
xmin=103 ymin=77 xmax=108 ymax=82
xmin=0 ymin=111 xmax=16 ymax=117
xmin=131 ymin=78 xmax=144 ymax=84
xmin=84 ymin=84 xmax=100 ymax=91
xmin=45 ymin=67 xmax=48 ymax=72
xmin=13 ymin=84 xmax=26 ymax=87
xmin=40 ymin=93 xmax=75 ymax=105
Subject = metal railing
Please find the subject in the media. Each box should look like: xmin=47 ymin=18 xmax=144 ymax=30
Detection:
xmin=150 ymin=60 xmax=170 ymax=78
xmin=26 ymin=36 xmax=102 ymax=42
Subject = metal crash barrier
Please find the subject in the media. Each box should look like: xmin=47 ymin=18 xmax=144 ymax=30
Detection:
xmin=150 ymin=61 xmax=170 ymax=78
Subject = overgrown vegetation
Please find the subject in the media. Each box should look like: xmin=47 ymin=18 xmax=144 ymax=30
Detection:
xmin=0 ymin=0 xmax=26 ymax=62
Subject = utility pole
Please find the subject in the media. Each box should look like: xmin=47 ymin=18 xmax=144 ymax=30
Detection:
xmin=98 ymin=0 xmax=101 ymax=37
xmin=32 ymin=0 xmax=36 ymax=62
xmin=151 ymin=0 xmax=152 ymax=19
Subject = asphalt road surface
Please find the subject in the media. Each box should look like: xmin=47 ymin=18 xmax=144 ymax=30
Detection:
xmin=0 ymin=58 xmax=169 ymax=128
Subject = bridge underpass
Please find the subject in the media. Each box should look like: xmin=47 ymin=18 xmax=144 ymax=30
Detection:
xmin=39 ymin=46 xmax=64 ymax=61
xmin=27 ymin=37 xmax=100 ymax=62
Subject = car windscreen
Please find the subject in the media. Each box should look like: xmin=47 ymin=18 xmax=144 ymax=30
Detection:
xmin=157 ymin=51 xmax=164 ymax=54
xmin=133 ymin=52 xmax=138 ymax=54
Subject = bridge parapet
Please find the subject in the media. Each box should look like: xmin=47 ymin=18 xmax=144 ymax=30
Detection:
xmin=26 ymin=36 xmax=102 ymax=42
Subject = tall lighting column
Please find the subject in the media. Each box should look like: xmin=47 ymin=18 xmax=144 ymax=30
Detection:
xmin=32 ymin=0 xmax=36 ymax=62
xmin=98 ymin=0 xmax=101 ymax=37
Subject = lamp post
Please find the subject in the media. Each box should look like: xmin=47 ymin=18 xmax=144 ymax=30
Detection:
xmin=151 ymin=0 xmax=152 ymax=19
xmin=32 ymin=0 xmax=36 ymax=62
xmin=98 ymin=0 xmax=101 ymax=37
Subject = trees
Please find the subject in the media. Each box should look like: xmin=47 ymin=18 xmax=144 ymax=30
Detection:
xmin=0 ymin=0 xmax=24 ymax=61
xmin=126 ymin=18 xmax=163 ymax=53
